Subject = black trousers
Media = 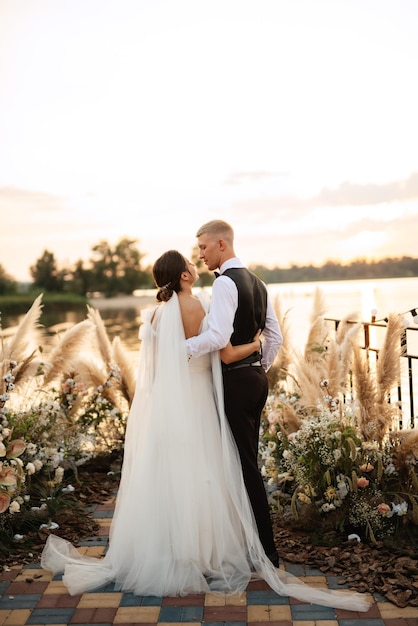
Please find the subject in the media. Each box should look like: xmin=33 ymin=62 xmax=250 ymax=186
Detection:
xmin=222 ymin=366 xmax=277 ymax=560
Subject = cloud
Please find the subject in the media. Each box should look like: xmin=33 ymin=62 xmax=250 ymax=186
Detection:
xmin=314 ymin=171 xmax=418 ymax=207
xmin=228 ymin=196 xmax=304 ymax=221
xmin=236 ymin=212 xmax=418 ymax=269
xmin=0 ymin=186 xmax=66 ymax=214
xmin=227 ymin=171 xmax=418 ymax=221
xmin=224 ymin=171 xmax=289 ymax=185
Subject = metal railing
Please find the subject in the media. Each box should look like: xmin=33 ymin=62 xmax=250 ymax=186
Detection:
xmin=325 ymin=318 xmax=418 ymax=430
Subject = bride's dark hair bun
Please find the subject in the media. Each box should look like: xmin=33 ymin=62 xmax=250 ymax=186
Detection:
xmin=156 ymin=282 xmax=173 ymax=303
xmin=153 ymin=250 xmax=186 ymax=302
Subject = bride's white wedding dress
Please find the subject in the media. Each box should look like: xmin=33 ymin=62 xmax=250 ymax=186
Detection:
xmin=41 ymin=293 xmax=370 ymax=611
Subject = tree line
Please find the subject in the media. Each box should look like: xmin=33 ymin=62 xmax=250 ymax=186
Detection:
xmin=252 ymin=256 xmax=418 ymax=284
xmin=0 ymin=237 xmax=417 ymax=298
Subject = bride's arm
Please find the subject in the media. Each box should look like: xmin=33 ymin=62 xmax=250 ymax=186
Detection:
xmin=220 ymin=330 xmax=261 ymax=365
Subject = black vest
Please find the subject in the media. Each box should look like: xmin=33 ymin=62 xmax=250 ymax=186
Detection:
xmin=222 ymin=268 xmax=267 ymax=363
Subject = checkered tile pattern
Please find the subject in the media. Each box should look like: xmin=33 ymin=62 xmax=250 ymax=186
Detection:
xmin=1 ymin=496 xmax=417 ymax=625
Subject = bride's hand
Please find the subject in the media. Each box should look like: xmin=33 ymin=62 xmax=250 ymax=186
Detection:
xmin=220 ymin=330 xmax=262 ymax=365
xmin=252 ymin=329 xmax=262 ymax=353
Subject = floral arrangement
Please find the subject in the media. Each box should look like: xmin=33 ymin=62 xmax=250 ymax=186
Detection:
xmin=261 ymin=397 xmax=418 ymax=543
xmin=0 ymin=295 xmax=135 ymax=526
xmin=262 ymin=290 xmax=418 ymax=544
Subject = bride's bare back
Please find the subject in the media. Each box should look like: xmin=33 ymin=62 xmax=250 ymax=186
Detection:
xmin=178 ymin=293 xmax=205 ymax=339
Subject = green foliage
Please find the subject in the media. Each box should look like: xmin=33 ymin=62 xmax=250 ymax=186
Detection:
xmin=8 ymin=238 xmax=151 ymax=298
xmin=30 ymin=250 xmax=66 ymax=292
xmin=0 ymin=265 xmax=18 ymax=296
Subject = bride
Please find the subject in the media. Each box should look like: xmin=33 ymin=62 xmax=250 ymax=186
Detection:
xmin=41 ymin=250 xmax=370 ymax=612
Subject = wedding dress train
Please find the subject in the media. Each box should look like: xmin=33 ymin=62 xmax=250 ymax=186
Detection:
xmin=41 ymin=293 xmax=370 ymax=611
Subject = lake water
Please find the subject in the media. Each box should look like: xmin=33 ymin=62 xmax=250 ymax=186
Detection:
xmin=2 ymin=276 xmax=418 ymax=355
xmin=268 ymin=276 xmax=418 ymax=355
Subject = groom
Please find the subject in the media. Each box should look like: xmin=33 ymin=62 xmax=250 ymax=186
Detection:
xmin=186 ymin=219 xmax=282 ymax=566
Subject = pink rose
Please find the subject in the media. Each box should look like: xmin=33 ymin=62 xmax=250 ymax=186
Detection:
xmin=0 ymin=467 xmax=18 ymax=486
xmin=377 ymin=503 xmax=391 ymax=517
xmin=0 ymin=491 xmax=11 ymax=514
xmin=6 ymin=439 xmax=26 ymax=458
xmin=357 ymin=476 xmax=369 ymax=488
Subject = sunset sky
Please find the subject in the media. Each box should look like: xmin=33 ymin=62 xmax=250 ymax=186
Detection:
xmin=1 ymin=0 xmax=417 ymax=282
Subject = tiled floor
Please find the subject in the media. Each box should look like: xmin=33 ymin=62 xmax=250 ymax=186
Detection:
xmin=1 ymin=495 xmax=417 ymax=625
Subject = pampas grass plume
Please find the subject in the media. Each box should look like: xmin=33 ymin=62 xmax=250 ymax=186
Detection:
xmin=43 ymin=320 xmax=95 ymax=385
xmin=1 ymin=293 xmax=44 ymax=363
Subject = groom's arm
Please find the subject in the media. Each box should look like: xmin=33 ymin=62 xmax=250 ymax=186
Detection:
xmin=261 ymin=297 xmax=283 ymax=371
xmin=186 ymin=277 xmax=237 ymax=358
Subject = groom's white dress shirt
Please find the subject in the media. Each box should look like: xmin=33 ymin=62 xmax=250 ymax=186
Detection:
xmin=186 ymin=257 xmax=282 ymax=371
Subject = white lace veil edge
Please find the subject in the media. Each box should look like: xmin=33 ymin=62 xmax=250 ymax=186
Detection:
xmin=209 ymin=329 xmax=371 ymax=612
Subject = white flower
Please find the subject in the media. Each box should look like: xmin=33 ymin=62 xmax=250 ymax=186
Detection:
xmin=39 ymin=521 xmax=59 ymax=531
xmin=33 ymin=459 xmax=43 ymax=471
xmin=26 ymin=462 xmax=36 ymax=475
xmin=321 ymin=502 xmax=336 ymax=512
xmin=25 ymin=443 xmax=37 ymax=455
xmin=337 ymin=481 xmax=349 ymax=499
xmin=384 ymin=462 xmax=397 ymax=476
xmin=9 ymin=500 xmax=20 ymax=514
xmin=391 ymin=501 xmax=408 ymax=516
xmin=54 ymin=466 xmax=64 ymax=484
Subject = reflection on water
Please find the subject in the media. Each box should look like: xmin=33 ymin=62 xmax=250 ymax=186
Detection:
xmin=1 ymin=305 xmax=145 ymax=355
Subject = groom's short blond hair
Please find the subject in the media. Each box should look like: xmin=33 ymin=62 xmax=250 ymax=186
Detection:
xmin=196 ymin=220 xmax=234 ymax=245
